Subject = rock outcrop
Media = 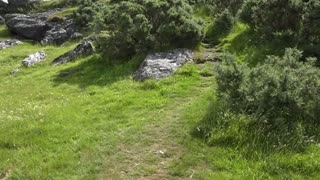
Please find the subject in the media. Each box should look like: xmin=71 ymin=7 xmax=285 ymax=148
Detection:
xmin=0 ymin=39 xmax=22 ymax=49
xmin=52 ymin=40 xmax=94 ymax=66
xmin=5 ymin=14 xmax=49 ymax=40
xmin=134 ymin=49 xmax=193 ymax=81
xmin=41 ymin=17 xmax=80 ymax=45
xmin=5 ymin=9 xmax=81 ymax=45
xmin=22 ymin=50 xmax=46 ymax=67
xmin=41 ymin=27 xmax=69 ymax=45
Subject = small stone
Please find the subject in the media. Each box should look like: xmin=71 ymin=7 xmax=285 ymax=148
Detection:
xmin=155 ymin=150 xmax=165 ymax=156
xmin=0 ymin=39 xmax=22 ymax=50
xmin=22 ymin=50 xmax=46 ymax=67
xmin=10 ymin=68 xmax=20 ymax=76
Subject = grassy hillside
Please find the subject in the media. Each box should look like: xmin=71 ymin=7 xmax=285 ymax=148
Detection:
xmin=1 ymin=21 xmax=320 ymax=179
xmin=1 ymin=0 xmax=320 ymax=178
xmin=0 ymin=25 xmax=213 ymax=178
xmin=218 ymin=23 xmax=296 ymax=65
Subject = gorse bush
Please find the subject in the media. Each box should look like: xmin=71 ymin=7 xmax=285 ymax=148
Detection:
xmin=75 ymin=0 xmax=205 ymax=58
xmin=239 ymin=0 xmax=302 ymax=34
xmin=191 ymin=0 xmax=244 ymax=15
xmin=206 ymin=9 xmax=234 ymax=44
xmin=211 ymin=0 xmax=244 ymax=15
xmin=208 ymin=49 xmax=320 ymax=150
xmin=74 ymin=0 xmax=105 ymax=27
xmin=217 ymin=48 xmax=320 ymax=129
xmin=236 ymin=0 xmax=320 ymax=61
xmin=239 ymin=0 xmax=320 ymax=44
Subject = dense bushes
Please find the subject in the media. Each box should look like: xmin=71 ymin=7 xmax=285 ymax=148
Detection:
xmin=206 ymin=9 xmax=234 ymax=44
xmin=217 ymin=48 xmax=320 ymax=125
xmin=239 ymin=0 xmax=302 ymax=34
xmin=239 ymin=0 xmax=320 ymax=45
xmin=210 ymin=0 xmax=244 ymax=15
xmin=202 ymin=49 xmax=320 ymax=151
xmin=191 ymin=0 xmax=243 ymax=15
xmin=74 ymin=0 xmax=105 ymax=27
xmin=75 ymin=0 xmax=205 ymax=58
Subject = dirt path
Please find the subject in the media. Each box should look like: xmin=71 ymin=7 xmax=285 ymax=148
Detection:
xmin=99 ymin=77 xmax=213 ymax=179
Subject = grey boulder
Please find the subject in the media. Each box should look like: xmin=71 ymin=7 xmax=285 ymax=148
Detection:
xmin=22 ymin=50 xmax=46 ymax=67
xmin=0 ymin=39 xmax=22 ymax=50
xmin=52 ymin=40 xmax=94 ymax=65
xmin=42 ymin=17 xmax=78 ymax=45
xmin=5 ymin=14 xmax=49 ymax=41
xmin=134 ymin=49 xmax=193 ymax=81
xmin=4 ymin=9 xmax=77 ymax=44
xmin=40 ymin=27 xmax=69 ymax=45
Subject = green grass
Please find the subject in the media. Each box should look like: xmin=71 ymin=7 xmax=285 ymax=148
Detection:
xmin=219 ymin=23 xmax=296 ymax=65
xmin=167 ymin=87 xmax=320 ymax=179
xmin=50 ymin=7 xmax=79 ymax=18
xmin=169 ymin=19 xmax=320 ymax=179
xmin=0 ymin=40 xmax=208 ymax=178
xmin=1 ymin=15 xmax=320 ymax=179
xmin=37 ymin=0 xmax=66 ymax=11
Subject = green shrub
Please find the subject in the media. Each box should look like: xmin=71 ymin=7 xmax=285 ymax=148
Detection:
xmin=239 ymin=0 xmax=303 ymax=34
xmin=74 ymin=0 xmax=105 ymax=27
xmin=212 ymin=0 xmax=244 ymax=15
xmin=76 ymin=0 xmax=205 ymax=58
xmin=238 ymin=0 xmax=320 ymax=59
xmin=209 ymin=48 xmax=320 ymax=150
xmin=217 ymin=48 xmax=320 ymax=127
xmin=191 ymin=0 xmax=244 ymax=15
xmin=206 ymin=9 xmax=234 ymax=44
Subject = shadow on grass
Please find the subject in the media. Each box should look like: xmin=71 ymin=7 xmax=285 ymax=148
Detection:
xmin=221 ymin=28 xmax=296 ymax=66
xmin=191 ymin=107 xmax=320 ymax=177
xmin=0 ymin=142 xmax=19 ymax=150
xmin=191 ymin=97 xmax=319 ymax=155
xmin=190 ymin=98 xmax=313 ymax=156
xmin=52 ymin=54 xmax=144 ymax=88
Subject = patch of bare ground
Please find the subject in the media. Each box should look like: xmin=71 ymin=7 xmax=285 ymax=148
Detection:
xmin=0 ymin=168 xmax=13 ymax=180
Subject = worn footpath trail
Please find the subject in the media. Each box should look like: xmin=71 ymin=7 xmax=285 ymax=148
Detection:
xmin=100 ymin=77 xmax=213 ymax=179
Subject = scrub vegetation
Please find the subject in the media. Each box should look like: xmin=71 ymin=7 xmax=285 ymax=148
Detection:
xmin=1 ymin=0 xmax=320 ymax=179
